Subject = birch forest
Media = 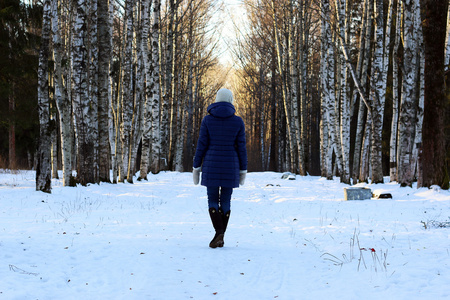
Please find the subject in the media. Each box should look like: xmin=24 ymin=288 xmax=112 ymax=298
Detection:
xmin=0 ymin=0 xmax=449 ymax=193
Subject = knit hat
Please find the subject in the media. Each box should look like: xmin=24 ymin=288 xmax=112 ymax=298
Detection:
xmin=215 ymin=88 xmax=234 ymax=104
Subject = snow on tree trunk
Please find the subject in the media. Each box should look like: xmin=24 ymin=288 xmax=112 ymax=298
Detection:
xmin=36 ymin=0 xmax=52 ymax=193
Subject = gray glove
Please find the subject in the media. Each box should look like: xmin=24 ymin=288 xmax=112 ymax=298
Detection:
xmin=193 ymin=167 xmax=201 ymax=185
xmin=239 ymin=170 xmax=247 ymax=186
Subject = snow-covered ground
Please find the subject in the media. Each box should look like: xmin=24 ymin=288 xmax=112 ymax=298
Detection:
xmin=0 ymin=170 xmax=449 ymax=299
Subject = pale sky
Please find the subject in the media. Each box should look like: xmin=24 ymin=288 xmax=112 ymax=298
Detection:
xmin=218 ymin=0 xmax=247 ymax=65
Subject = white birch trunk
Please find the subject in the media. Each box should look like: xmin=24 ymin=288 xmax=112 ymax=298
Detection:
xmin=36 ymin=0 xmax=52 ymax=193
xmin=128 ymin=10 xmax=145 ymax=183
xmin=120 ymin=0 xmax=134 ymax=181
xmin=335 ymin=0 xmax=350 ymax=183
xmin=88 ymin=0 xmax=99 ymax=183
xmin=444 ymin=4 xmax=450 ymax=71
xmin=320 ymin=0 xmax=330 ymax=177
xmin=98 ymin=0 xmax=111 ymax=182
xmin=326 ymin=36 xmax=338 ymax=180
xmin=108 ymin=0 xmax=117 ymax=183
xmin=72 ymin=0 xmax=96 ymax=185
xmin=411 ymin=0 xmax=424 ymax=181
xmin=139 ymin=0 xmax=152 ymax=180
xmin=390 ymin=0 xmax=401 ymax=182
xmin=369 ymin=0 xmax=385 ymax=184
xmin=352 ymin=0 xmax=371 ymax=182
xmin=52 ymin=0 xmax=73 ymax=186
xmin=398 ymin=0 xmax=418 ymax=187
xmin=150 ymin=0 xmax=162 ymax=174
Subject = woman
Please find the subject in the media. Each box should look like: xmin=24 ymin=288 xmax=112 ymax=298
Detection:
xmin=193 ymin=88 xmax=247 ymax=248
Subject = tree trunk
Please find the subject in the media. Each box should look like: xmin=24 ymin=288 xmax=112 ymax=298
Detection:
xmin=150 ymin=0 xmax=162 ymax=174
xmin=351 ymin=0 xmax=371 ymax=183
xmin=98 ymin=0 xmax=111 ymax=182
xmin=369 ymin=0 xmax=385 ymax=184
xmin=36 ymin=0 xmax=52 ymax=193
xmin=72 ymin=0 xmax=96 ymax=186
xmin=88 ymin=0 xmax=99 ymax=183
xmin=139 ymin=0 xmax=152 ymax=180
xmin=390 ymin=0 xmax=402 ymax=182
xmin=335 ymin=0 xmax=350 ymax=184
xmin=51 ymin=0 xmax=73 ymax=186
xmin=271 ymin=0 xmax=297 ymax=173
xmin=419 ymin=0 xmax=449 ymax=189
xmin=444 ymin=3 xmax=450 ymax=71
xmin=398 ymin=0 xmax=418 ymax=187
xmin=121 ymin=0 xmax=134 ymax=182
xmin=8 ymin=81 xmax=16 ymax=169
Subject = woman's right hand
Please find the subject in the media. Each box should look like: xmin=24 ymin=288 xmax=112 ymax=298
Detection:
xmin=239 ymin=170 xmax=247 ymax=186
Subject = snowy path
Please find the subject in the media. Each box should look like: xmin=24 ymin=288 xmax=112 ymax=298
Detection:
xmin=0 ymin=171 xmax=449 ymax=299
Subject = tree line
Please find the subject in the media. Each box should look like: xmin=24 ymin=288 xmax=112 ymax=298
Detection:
xmin=1 ymin=0 xmax=449 ymax=192
xmin=234 ymin=0 xmax=449 ymax=189
xmin=29 ymin=0 xmax=225 ymax=192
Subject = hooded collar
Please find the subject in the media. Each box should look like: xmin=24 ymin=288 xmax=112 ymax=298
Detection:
xmin=207 ymin=102 xmax=236 ymax=118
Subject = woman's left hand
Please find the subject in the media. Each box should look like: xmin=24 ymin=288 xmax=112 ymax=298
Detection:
xmin=193 ymin=167 xmax=201 ymax=185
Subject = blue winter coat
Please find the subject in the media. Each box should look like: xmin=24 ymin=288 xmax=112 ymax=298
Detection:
xmin=193 ymin=102 xmax=248 ymax=188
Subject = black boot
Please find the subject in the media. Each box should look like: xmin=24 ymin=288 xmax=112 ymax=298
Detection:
xmin=208 ymin=208 xmax=224 ymax=248
xmin=218 ymin=209 xmax=231 ymax=247
xmin=221 ymin=209 xmax=231 ymax=233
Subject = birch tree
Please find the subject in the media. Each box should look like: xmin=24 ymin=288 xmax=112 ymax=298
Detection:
xmin=72 ymin=0 xmax=97 ymax=185
xmin=334 ymin=0 xmax=350 ymax=183
xmin=36 ymin=0 xmax=52 ymax=193
xmin=139 ymin=0 xmax=152 ymax=180
xmin=390 ymin=0 xmax=402 ymax=182
xmin=397 ymin=0 xmax=418 ymax=187
xmin=352 ymin=0 xmax=371 ymax=183
xmin=120 ymin=0 xmax=134 ymax=182
xmin=51 ymin=0 xmax=74 ymax=186
xmin=150 ymin=0 xmax=162 ymax=174
xmin=368 ymin=0 xmax=385 ymax=184
xmin=98 ymin=0 xmax=111 ymax=182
